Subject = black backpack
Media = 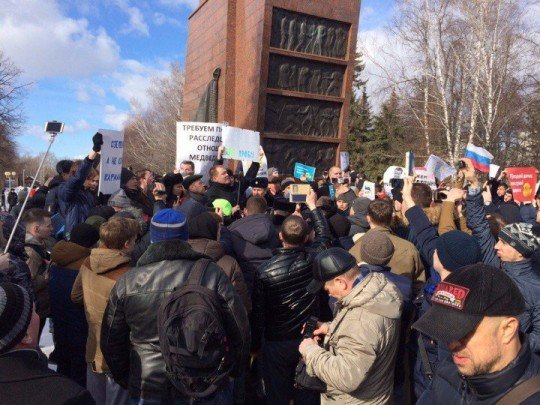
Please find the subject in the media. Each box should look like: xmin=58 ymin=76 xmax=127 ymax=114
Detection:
xmin=158 ymin=258 xmax=233 ymax=398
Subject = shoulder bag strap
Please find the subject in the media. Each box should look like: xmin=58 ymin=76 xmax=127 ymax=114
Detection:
xmin=496 ymin=375 xmax=540 ymax=405
xmin=186 ymin=258 xmax=211 ymax=286
xmin=417 ymin=334 xmax=433 ymax=379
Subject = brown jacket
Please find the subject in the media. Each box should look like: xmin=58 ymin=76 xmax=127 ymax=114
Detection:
xmin=349 ymin=226 xmax=425 ymax=293
xmin=25 ymin=233 xmax=50 ymax=318
xmin=188 ymin=238 xmax=251 ymax=313
xmin=438 ymin=201 xmax=472 ymax=235
xmin=71 ymin=248 xmax=131 ymax=373
xmin=50 ymin=240 xmax=90 ymax=271
xmin=301 ymin=272 xmax=403 ymax=404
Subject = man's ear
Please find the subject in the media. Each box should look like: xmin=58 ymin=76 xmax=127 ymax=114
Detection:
xmin=366 ymin=215 xmax=372 ymax=226
xmin=279 ymin=231 xmax=284 ymax=242
xmin=500 ymin=317 xmax=520 ymax=345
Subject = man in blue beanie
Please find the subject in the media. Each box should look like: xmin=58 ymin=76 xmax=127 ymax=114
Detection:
xmin=401 ymin=177 xmax=483 ymax=399
xmin=101 ymin=209 xmax=250 ymax=404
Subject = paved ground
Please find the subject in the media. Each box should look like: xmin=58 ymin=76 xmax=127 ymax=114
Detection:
xmin=40 ymin=319 xmax=56 ymax=370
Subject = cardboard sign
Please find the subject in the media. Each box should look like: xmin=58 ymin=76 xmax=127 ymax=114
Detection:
xmin=289 ymin=184 xmax=311 ymax=203
xmin=293 ymin=163 xmax=316 ymax=181
xmin=362 ymin=181 xmax=376 ymax=200
xmin=489 ymin=164 xmax=500 ymax=179
xmin=340 ymin=151 xmax=350 ymax=171
xmin=414 ymin=167 xmax=437 ymax=190
xmin=98 ymin=129 xmax=124 ymax=195
xmin=222 ymin=126 xmax=260 ymax=161
xmin=176 ymin=122 xmax=222 ymax=182
xmin=505 ymin=167 xmax=538 ymax=204
xmin=424 ymin=155 xmax=456 ymax=181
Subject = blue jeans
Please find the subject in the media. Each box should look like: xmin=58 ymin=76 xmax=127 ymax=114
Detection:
xmin=130 ymin=380 xmax=233 ymax=405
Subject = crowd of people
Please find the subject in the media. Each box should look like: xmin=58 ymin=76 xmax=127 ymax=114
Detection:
xmin=0 ymin=131 xmax=539 ymax=405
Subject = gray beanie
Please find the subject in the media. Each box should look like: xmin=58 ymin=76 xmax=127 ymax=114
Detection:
xmin=108 ymin=189 xmax=132 ymax=209
xmin=360 ymin=230 xmax=395 ymax=266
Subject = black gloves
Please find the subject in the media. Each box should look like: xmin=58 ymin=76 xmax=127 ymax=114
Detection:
xmin=92 ymin=132 xmax=104 ymax=152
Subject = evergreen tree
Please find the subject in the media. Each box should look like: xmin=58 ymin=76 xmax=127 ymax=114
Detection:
xmin=361 ymin=91 xmax=405 ymax=180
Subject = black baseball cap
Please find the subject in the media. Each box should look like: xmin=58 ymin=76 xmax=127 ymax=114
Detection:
xmin=182 ymin=174 xmax=203 ymax=189
xmin=306 ymin=248 xmax=358 ymax=294
xmin=412 ymin=263 xmax=525 ymax=345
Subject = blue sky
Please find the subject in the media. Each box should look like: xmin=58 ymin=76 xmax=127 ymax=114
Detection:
xmin=0 ymin=0 xmax=394 ymax=160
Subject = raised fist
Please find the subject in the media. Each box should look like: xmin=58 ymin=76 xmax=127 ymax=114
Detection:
xmin=92 ymin=132 xmax=104 ymax=152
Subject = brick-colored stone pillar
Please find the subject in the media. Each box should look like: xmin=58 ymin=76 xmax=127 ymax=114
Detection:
xmin=182 ymin=0 xmax=361 ymax=174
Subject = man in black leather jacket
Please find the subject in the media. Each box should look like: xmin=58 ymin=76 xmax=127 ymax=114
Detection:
xmin=414 ymin=264 xmax=540 ymax=404
xmin=252 ymin=188 xmax=331 ymax=405
xmin=100 ymin=209 xmax=250 ymax=403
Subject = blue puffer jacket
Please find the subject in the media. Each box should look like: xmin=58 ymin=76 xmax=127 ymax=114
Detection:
xmin=466 ymin=189 xmax=540 ymax=354
xmin=58 ymin=157 xmax=97 ymax=236
xmin=418 ymin=335 xmax=540 ymax=404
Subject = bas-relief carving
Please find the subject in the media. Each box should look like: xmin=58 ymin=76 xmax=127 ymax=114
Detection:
xmin=268 ymin=54 xmax=345 ymax=96
xmin=262 ymin=138 xmax=336 ymax=174
xmin=271 ymin=8 xmax=350 ymax=59
xmin=265 ymin=95 xmax=340 ymax=138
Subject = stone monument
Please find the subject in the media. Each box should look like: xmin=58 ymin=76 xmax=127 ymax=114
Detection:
xmin=182 ymin=0 xmax=361 ymax=173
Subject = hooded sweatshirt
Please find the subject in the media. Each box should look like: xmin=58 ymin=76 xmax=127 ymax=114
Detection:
xmin=71 ymin=248 xmax=131 ymax=373
xmin=302 ymin=272 xmax=403 ymax=404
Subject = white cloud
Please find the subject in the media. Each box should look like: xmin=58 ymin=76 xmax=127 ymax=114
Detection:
xmin=153 ymin=12 xmax=182 ymax=27
xmin=103 ymin=104 xmax=129 ymax=129
xmin=111 ymin=59 xmax=168 ymax=109
xmin=159 ymin=0 xmax=199 ymax=10
xmin=115 ymin=0 xmax=150 ymax=36
xmin=0 ymin=0 xmax=120 ymax=80
xmin=76 ymin=83 xmax=106 ymax=102
xmin=64 ymin=119 xmax=91 ymax=133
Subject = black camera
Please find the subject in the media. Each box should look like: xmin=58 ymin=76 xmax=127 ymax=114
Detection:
xmin=457 ymin=160 xmax=467 ymax=170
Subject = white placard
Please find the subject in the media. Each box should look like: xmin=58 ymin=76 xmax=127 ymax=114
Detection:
xmin=340 ymin=151 xmax=350 ymax=170
xmin=98 ymin=129 xmax=124 ymax=195
xmin=489 ymin=164 xmax=500 ymax=179
xmin=222 ymin=126 xmax=260 ymax=161
xmin=362 ymin=181 xmax=376 ymax=200
xmin=424 ymin=154 xmax=456 ymax=181
xmin=382 ymin=166 xmax=406 ymax=195
xmin=414 ymin=167 xmax=437 ymax=190
xmin=176 ymin=122 xmax=222 ymax=182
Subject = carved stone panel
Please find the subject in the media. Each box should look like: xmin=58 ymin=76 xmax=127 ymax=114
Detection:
xmin=262 ymin=138 xmax=336 ymax=175
xmin=265 ymin=95 xmax=341 ymax=138
xmin=271 ymin=8 xmax=350 ymax=59
xmin=268 ymin=54 xmax=345 ymax=96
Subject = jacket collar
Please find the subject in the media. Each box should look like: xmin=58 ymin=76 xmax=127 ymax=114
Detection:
xmin=462 ymin=335 xmax=533 ymax=401
xmin=502 ymin=259 xmax=532 ymax=277
xmin=209 ymin=180 xmax=234 ymax=192
xmin=137 ymin=239 xmax=209 ymax=267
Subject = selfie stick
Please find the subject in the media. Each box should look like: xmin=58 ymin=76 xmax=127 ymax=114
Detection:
xmin=3 ymin=131 xmax=59 ymax=254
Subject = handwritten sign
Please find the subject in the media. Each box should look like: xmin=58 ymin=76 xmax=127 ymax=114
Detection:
xmin=414 ymin=167 xmax=437 ymax=190
xmin=98 ymin=129 xmax=124 ymax=195
xmin=222 ymin=126 xmax=260 ymax=161
xmin=176 ymin=122 xmax=222 ymax=182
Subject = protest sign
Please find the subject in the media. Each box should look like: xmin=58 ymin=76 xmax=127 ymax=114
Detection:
xmin=293 ymin=163 xmax=316 ymax=181
xmin=176 ymin=122 xmax=222 ymax=182
xmin=98 ymin=129 xmax=124 ymax=195
xmin=414 ymin=167 xmax=437 ymax=190
xmin=505 ymin=167 xmax=538 ymax=204
xmin=382 ymin=166 xmax=406 ymax=196
xmin=489 ymin=164 xmax=500 ymax=179
xmin=242 ymin=146 xmax=267 ymax=178
xmin=424 ymin=155 xmax=456 ymax=181
xmin=362 ymin=181 xmax=376 ymax=200
xmin=222 ymin=126 xmax=260 ymax=161
xmin=340 ymin=151 xmax=350 ymax=171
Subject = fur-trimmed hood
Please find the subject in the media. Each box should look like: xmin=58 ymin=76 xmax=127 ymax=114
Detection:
xmin=136 ymin=239 xmax=209 ymax=267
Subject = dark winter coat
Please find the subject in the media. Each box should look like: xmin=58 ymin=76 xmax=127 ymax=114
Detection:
xmin=418 ymin=335 xmax=540 ymax=404
xmin=177 ymin=193 xmax=209 ymax=220
xmin=7 ymin=191 xmax=17 ymax=209
xmin=0 ymin=349 xmax=94 ymax=405
xmin=0 ymin=213 xmax=33 ymax=301
xmin=44 ymin=175 xmax=65 ymax=214
xmin=58 ymin=157 xmax=97 ymax=236
xmin=101 ymin=239 xmax=250 ymax=401
xmin=122 ymin=186 xmax=154 ymax=218
xmin=520 ymin=204 xmax=537 ymax=225
xmin=466 ymin=189 xmax=540 ymax=354
xmin=206 ymin=161 xmax=260 ymax=206
xmin=49 ymin=241 xmax=90 ymax=352
xmin=251 ymin=208 xmax=331 ymax=350
xmin=228 ymin=213 xmax=281 ymax=291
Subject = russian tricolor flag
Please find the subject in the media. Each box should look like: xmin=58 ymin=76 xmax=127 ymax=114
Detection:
xmin=464 ymin=143 xmax=493 ymax=173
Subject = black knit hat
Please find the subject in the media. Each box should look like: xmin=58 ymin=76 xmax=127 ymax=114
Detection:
xmin=413 ymin=264 xmax=525 ymax=344
xmin=307 ymin=248 xmax=358 ymax=293
xmin=251 ymin=177 xmax=268 ymax=189
xmin=328 ymin=214 xmax=351 ymax=239
xmin=87 ymin=206 xmax=116 ymax=221
xmin=499 ymin=223 xmax=540 ymax=258
xmin=121 ymin=167 xmax=136 ymax=187
xmin=56 ymin=159 xmax=74 ymax=175
xmin=0 ymin=282 xmax=33 ymax=354
xmin=162 ymin=173 xmax=183 ymax=196
xmin=360 ymin=230 xmax=394 ymax=266
xmin=188 ymin=211 xmax=219 ymax=240
xmin=435 ymin=230 xmax=482 ymax=271
xmin=70 ymin=223 xmax=100 ymax=248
